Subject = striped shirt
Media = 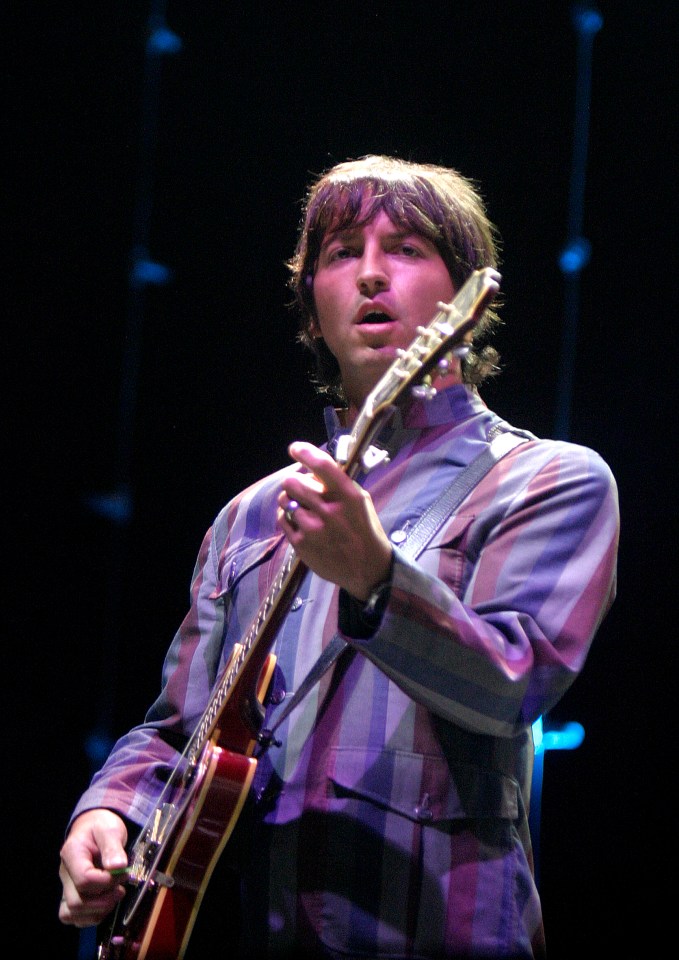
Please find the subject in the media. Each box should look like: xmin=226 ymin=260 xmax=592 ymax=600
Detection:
xmin=73 ymin=384 xmax=619 ymax=958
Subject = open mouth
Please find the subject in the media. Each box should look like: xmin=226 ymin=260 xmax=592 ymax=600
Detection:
xmin=359 ymin=310 xmax=394 ymax=325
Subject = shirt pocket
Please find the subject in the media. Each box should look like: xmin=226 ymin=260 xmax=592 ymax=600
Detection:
xmin=328 ymin=745 xmax=519 ymax=822
xmin=418 ymin=513 xmax=477 ymax=598
xmin=209 ymin=533 xmax=286 ymax=601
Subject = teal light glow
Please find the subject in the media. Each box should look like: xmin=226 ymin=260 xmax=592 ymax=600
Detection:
xmin=533 ymin=716 xmax=585 ymax=753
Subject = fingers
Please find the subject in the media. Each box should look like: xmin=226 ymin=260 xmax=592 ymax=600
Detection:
xmin=58 ymin=809 xmax=129 ymax=928
xmin=59 ymin=856 xmax=127 ymax=928
xmin=90 ymin=816 xmax=128 ymax=873
xmin=59 ymin=879 xmax=126 ymax=928
xmin=287 ymin=442 xmax=349 ymax=493
xmin=276 ymin=440 xmax=392 ymax=597
xmin=277 ymin=443 xmax=343 ymax=537
xmin=281 ymin=442 xmax=355 ymax=512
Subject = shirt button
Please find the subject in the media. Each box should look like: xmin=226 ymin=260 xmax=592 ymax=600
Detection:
xmin=390 ymin=529 xmax=407 ymax=545
xmin=414 ymin=793 xmax=433 ymax=821
xmin=290 ymin=596 xmax=304 ymax=611
xmin=270 ymin=688 xmax=286 ymax=705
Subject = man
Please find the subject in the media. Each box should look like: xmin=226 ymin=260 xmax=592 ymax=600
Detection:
xmin=59 ymin=155 xmax=619 ymax=958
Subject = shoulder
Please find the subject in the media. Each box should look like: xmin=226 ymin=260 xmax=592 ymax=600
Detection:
xmin=505 ymin=435 xmax=618 ymax=516
xmin=519 ymin=436 xmax=615 ymax=482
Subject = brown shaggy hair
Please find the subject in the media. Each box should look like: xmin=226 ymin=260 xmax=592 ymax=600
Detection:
xmin=288 ymin=155 xmax=503 ymax=402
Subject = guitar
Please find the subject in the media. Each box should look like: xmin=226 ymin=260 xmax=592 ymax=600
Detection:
xmin=97 ymin=267 xmax=501 ymax=960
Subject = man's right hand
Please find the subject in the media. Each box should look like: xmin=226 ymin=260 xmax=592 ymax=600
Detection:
xmin=59 ymin=809 xmax=129 ymax=928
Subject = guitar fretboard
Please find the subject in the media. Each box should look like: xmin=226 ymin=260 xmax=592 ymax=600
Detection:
xmin=186 ymin=550 xmax=301 ymax=765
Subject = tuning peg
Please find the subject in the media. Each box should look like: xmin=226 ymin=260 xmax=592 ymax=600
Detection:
xmin=411 ymin=383 xmax=437 ymax=400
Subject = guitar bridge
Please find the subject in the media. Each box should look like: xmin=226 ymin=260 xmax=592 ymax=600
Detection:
xmin=128 ymin=801 xmax=178 ymax=884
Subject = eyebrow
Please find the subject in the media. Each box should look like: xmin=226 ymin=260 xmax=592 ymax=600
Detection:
xmin=320 ymin=224 xmax=417 ymax=250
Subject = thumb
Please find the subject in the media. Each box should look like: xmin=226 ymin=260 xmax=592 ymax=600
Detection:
xmin=93 ymin=817 xmax=128 ymax=871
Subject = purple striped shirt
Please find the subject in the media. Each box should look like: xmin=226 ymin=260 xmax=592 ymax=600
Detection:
xmin=73 ymin=385 xmax=619 ymax=958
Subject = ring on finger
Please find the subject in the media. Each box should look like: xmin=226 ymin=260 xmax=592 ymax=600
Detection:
xmin=284 ymin=500 xmax=300 ymax=527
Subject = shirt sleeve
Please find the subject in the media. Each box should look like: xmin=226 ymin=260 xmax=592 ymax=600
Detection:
xmin=340 ymin=441 xmax=620 ymax=737
xmin=70 ymin=522 xmax=227 ymax=829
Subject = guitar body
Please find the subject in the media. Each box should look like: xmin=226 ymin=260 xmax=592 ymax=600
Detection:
xmin=98 ymin=651 xmax=277 ymax=960
xmin=106 ymin=748 xmax=255 ymax=960
xmin=96 ymin=268 xmax=501 ymax=960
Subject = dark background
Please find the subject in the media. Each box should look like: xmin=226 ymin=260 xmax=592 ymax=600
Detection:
xmin=7 ymin=1 xmax=676 ymax=957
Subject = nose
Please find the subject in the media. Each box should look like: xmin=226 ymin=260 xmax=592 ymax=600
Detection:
xmin=356 ymin=246 xmax=389 ymax=297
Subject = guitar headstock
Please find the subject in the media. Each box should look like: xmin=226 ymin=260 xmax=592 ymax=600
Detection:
xmin=365 ymin=267 xmax=500 ymax=415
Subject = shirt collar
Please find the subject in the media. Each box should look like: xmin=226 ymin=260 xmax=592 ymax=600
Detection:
xmin=324 ymin=384 xmax=486 ymax=439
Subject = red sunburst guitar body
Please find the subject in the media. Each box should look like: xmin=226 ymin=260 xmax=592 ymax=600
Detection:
xmin=97 ymin=646 xmax=279 ymax=960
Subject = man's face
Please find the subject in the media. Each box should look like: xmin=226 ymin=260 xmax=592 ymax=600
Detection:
xmin=310 ymin=210 xmax=457 ymax=412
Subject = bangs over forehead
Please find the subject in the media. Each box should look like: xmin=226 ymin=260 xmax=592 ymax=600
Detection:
xmin=309 ymin=174 xmax=442 ymax=251
xmin=292 ymin=156 xmax=498 ymax=293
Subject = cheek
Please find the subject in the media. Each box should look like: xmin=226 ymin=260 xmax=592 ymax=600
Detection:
xmin=422 ymin=269 xmax=456 ymax=307
xmin=310 ymin=279 xmax=339 ymax=338
xmin=421 ymin=282 xmax=456 ymax=322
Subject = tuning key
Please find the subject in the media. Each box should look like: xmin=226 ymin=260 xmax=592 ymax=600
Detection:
xmin=411 ymin=384 xmax=437 ymax=400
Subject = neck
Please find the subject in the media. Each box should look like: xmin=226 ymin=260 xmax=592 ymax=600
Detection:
xmin=343 ymin=367 xmax=464 ymax=426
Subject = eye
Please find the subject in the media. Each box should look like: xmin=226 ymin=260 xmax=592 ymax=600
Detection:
xmin=324 ymin=245 xmax=355 ymax=263
xmin=390 ymin=237 xmax=426 ymax=258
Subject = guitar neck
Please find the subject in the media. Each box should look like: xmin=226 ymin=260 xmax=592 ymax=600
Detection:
xmin=186 ymin=551 xmax=308 ymax=763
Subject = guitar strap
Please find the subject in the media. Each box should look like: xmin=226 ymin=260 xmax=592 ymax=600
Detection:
xmin=256 ymin=425 xmax=532 ymax=751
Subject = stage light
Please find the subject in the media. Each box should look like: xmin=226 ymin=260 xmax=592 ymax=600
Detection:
xmin=147 ymin=24 xmax=182 ymax=56
xmin=533 ymin=715 xmax=586 ymax=754
xmin=130 ymin=253 xmax=173 ymax=288
xmin=558 ymin=237 xmax=592 ymax=274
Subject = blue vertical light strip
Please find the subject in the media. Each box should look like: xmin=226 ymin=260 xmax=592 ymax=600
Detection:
xmin=85 ymin=0 xmax=181 ymax=744
xmin=84 ymin=0 xmax=181 ymax=733
xmin=114 ymin=1 xmax=181 ymax=511
xmin=554 ymin=4 xmax=603 ymax=441
xmin=79 ymin=6 xmax=181 ymax=960
xmin=530 ymin=4 xmax=602 ymax=892
xmin=85 ymin=4 xmax=181 ymax=526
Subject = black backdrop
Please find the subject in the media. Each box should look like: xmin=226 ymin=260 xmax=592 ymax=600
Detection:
xmin=7 ymin=2 xmax=676 ymax=957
